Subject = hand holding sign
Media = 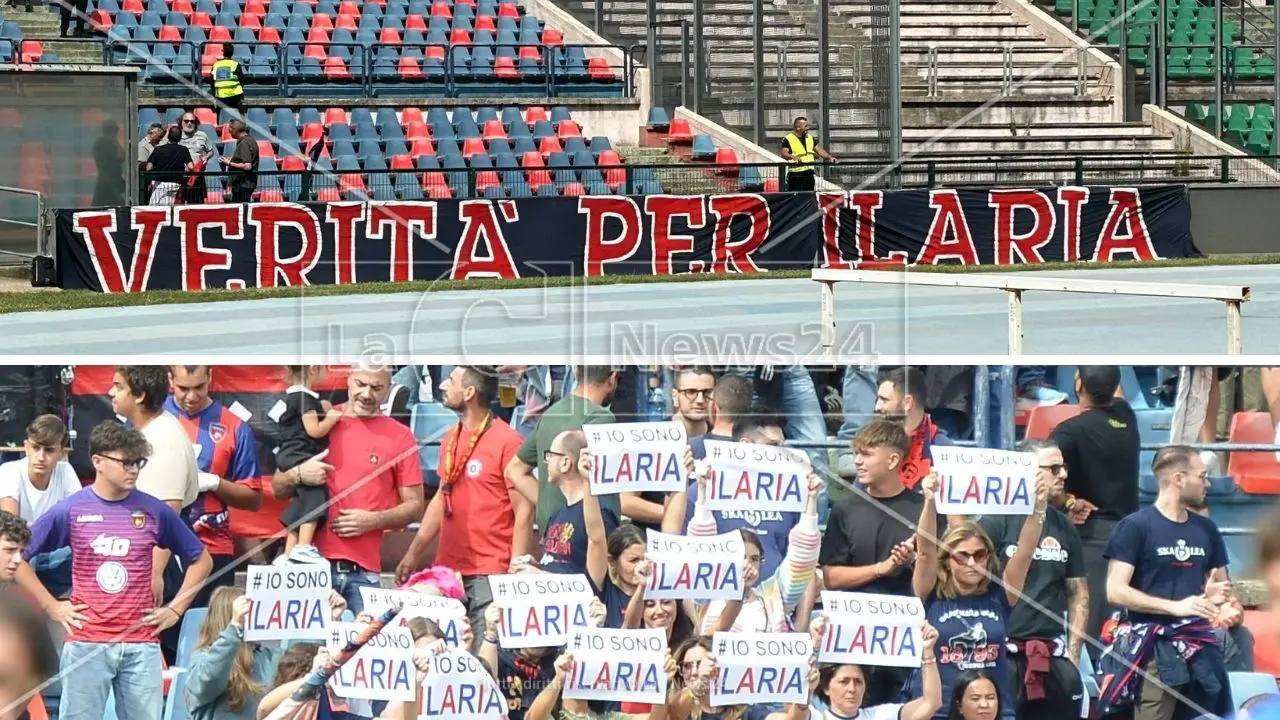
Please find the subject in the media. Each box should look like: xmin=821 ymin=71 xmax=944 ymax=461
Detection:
xmin=806 ymin=473 xmax=824 ymax=514
xmin=555 ymin=651 xmax=575 ymax=681
xmin=589 ymin=598 xmax=607 ymax=627
xmin=920 ymin=471 xmax=939 ymax=503
xmin=921 ymin=622 xmax=939 ymax=654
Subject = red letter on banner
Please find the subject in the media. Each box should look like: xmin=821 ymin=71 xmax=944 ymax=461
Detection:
xmin=849 ymin=191 xmax=886 ymax=265
xmin=368 ymin=201 xmax=437 ymax=283
xmin=75 ymin=208 xmax=171 ymax=293
xmin=580 ymin=196 xmax=642 ymax=277
xmin=1093 ymin=188 xmax=1157 ymax=261
xmin=249 ymin=203 xmax=323 ymax=288
xmin=816 ymin=192 xmax=851 ymax=270
xmin=176 ymin=205 xmax=240 ymax=291
xmin=452 ymin=200 xmax=518 ymax=279
xmin=708 ymin=194 xmax=769 ymax=274
xmin=1057 ymin=187 xmax=1090 ymax=262
xmin=989 ymin=189 xmax=1054 ymax=265
xmin=644 ymin=196 xmax=705 ymax=275
xmin=917 ymin=190 xmax=978 ymax=265
xmin=326 ymin=203 xmax=366 ymax=284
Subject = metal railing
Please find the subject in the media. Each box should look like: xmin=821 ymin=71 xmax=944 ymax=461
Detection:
xmin=101 ymin=39 xmax=637 ymax=98
xmin=0 ymin=186 xmax=45 ymax=262
xmin=918 ymin=43 xmax=1094 ymax=98
xmin=134 ymin=153 xmax=1280 ymax=203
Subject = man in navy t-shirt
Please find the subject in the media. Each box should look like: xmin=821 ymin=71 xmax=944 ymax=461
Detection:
xmin=668 ymin=408 xmax=796 ymax=582
xmin=1103 ymin=445 xmax=1232 ymax=720
xmin=538 ymin=430 xmax=618 ymax=574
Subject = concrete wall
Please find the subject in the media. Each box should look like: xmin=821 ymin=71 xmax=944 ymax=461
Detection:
xmin=992 ymin=0 xmax=1124 ymax=122
xmin=519 ymin=0 xmax=651 ymax=121
xmin=1190 ymin=186 xmax=1280 ymax=254
xmin=673 ymin=106 xmax=842 ymax=191
xmin=573 ymin=107 xmax=642 ymax=145
xmin=1143 ymin=104 xmax=1280 ymax=183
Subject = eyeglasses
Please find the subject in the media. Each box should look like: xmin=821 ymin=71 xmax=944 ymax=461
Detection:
xmin=182 ymin=118 xmax=196 ymax=124
xmin=1040 ymin=463 xmax=1066 ymax=475
xmin=544 ymin=449 xmax=567 ymax=463
xmin=97 ymin=454 xmax=148 ymax=471
xmin=677 ymin=388 xmax=713 ymax=400
xmin=950 ymin=549 xmax=990 ymax=565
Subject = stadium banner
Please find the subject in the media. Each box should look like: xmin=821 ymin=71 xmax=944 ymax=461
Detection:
xmin=420 ymin=647 xmax=509 ymax=719
xmin=53 ymin=187 xmax=1199 ymax=291
xmin=584 ymin=421 xmax=688 ymax=496
xmin=487 ymin=573 xmax=596 ymax=649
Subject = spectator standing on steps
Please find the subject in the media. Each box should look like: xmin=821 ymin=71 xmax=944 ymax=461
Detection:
xmin=145 ymin=125 xmax=193 ymax=206
xmin=780 ymin=116 xmax=836 ymax=192
xmin=210 ymin=44 xmax=246 ymax=114
xmin=222 ymin=120 xmax=259 ymax=204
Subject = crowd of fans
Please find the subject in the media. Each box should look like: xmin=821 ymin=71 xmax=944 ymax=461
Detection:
xmin=137 ymin=100 xmax=258 ymax=205
xmin=0 ymin=364 xmax=1274 ymax=720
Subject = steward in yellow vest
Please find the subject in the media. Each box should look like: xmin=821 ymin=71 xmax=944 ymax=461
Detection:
xmin=779 ymin=116 xmax=836 ymax=192
xmin=210 ymin=45 xmax=245 ymax=112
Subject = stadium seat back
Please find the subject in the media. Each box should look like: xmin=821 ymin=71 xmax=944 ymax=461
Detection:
xmin=176 ymin=607 xmax=207 ymax=666
xmin=1023 ymin=404 xmax=1083 ymax=441
xmin=1227 ymin=411 xmax=1280 ymax=494
xmin=412 ymin=402 xmax=458 ymax=488
xmin=1230 ymin=672 xmax=1279 ymax=710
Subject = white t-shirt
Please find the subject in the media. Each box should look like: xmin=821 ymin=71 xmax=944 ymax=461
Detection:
xmin=0 ymin=459 xmax=81 ymax=523
xmin=809 ymin=704 xmax=904 ymax=720
xmin=136 ymin=411 xmax=199 ymax=509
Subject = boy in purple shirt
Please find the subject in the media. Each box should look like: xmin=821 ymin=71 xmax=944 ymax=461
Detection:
xmin=15 ymin=421 xmax=212 ymax=720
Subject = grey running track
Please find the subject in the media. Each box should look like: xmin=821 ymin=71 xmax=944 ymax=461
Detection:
xmin=3 ymin=264 xmax=1277 ymax=357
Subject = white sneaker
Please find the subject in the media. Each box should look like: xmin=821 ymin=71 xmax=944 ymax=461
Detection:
xmin=272 ymin=551 xmax=292 ymax=567
xmin=289 ymin=545 xmax=327 ymax=564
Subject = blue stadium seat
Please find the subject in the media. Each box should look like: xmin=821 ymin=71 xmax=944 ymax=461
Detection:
xmin=535 ymin=184 xmax=556 ymax=197
xmin=738 ymin=165 xmax=764 ymax=189
xmin=1230 ymin=672 xmax=1279 ymax=710
xmin=691 ymin=134 xmax=716 ymax=159
xmin=176 ymin=607 xmax=207 ymax=667
xmin=589 ymin=135 xmax=612 ymax=154
xmin=647 ymin=106 xmax=671 ymax=131
xmin=512 ymin=136 xmax=536 ymax=155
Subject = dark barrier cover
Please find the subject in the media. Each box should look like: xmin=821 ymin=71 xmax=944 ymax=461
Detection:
xmin=54 ymin=187 xmax=1199 ymax=292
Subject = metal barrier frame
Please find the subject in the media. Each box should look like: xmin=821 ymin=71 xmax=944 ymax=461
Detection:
xmin=0 ymin=185 xmax=45 ymax=261
xmin=812 ymin=268 xmax=1252 ymax=355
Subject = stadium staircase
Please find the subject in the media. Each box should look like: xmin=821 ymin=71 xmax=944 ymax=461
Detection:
xmin=558 ymin=0 xmax=1244 ymax=184
xmin=0 ymin=4 xmax=105 ymax=64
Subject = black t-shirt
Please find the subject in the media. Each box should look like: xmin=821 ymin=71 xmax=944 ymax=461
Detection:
xmin=271 ymin=386 xmax=329 ymax=469
xmin=980 ymin=507 xmax=1085 ymax=639
xmin=819 ymin=485 xmax=937 ymax=596
xmin=497 ymin=649 xmax=556 ymax=720
xmin=147 ymin=142 xmax=191 ymax=175
xmin=1050 ymin=399 xmax=1140 ymax=521
xmin=1103 ymin=505 xmax=1229 ymax=624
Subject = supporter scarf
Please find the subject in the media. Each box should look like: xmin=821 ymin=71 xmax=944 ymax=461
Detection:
xmin=899 ymin=415 xmax=940 ymax=490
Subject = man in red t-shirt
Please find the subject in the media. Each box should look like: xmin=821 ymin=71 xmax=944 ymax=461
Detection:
xmin=272 ymin=365 xmax=425 ymax=614
xmin=396 ymin=366 xmax=528 ymax=650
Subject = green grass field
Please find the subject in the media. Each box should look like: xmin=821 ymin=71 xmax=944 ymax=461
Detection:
xmin=3 ymin=253 xmax=1275 ymax=315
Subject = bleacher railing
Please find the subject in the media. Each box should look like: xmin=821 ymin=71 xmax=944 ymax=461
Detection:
xmin=102 ymin=39 xmax=636 ymax=98
xmin=136 ymin=153 xmax=1280 ymax=201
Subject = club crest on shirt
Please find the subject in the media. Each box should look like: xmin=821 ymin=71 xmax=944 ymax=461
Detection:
xmin=208 ymin=422 xmax=227 ymax=443
xmin=131 ymin=510 xmax=146 ymax=529
xmin=466 ymin=459 xmax=482 ymax=478
xmin=370 ymin=453 xmax=379 ymax=465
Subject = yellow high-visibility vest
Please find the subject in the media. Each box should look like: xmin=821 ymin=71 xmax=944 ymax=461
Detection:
xmin=784 ymin=132 xmax=816 ymax=174
xmin=211 ymin=59 xmax=243 ymax=99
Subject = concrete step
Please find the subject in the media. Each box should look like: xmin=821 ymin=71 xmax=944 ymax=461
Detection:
xmin=904 ymin=12 xmax=1023 ymax=26
xmin=902 ymin=121 xmax=1158 ymax=138
xmin=905 ymin=135 xmax=1174 ymax=152
xmin=3 ymin=5 xmax=104 ymax=64
xmin=902 ymin=98 xmax=1120 ymax=124
xmin=901 ymin=24 xmax=1043 ymax=39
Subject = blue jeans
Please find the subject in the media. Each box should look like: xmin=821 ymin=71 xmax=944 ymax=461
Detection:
xmin=835 ymin=365 xmax=880 ymax=478
xmin=332 ymin=567 xmax=382 ymax=615
xmin=60 ymin=641 xmax=163 ymax=720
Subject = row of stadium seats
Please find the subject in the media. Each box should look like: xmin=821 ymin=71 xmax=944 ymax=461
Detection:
xmin=99 ymin=12 xmax=549 ymax=38
xmin=1183 ymin=102 xmax=1275 ymax=155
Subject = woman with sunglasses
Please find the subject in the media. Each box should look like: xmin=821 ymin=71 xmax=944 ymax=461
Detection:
xmin=909 ymin=472 xmax=1048 ymax=720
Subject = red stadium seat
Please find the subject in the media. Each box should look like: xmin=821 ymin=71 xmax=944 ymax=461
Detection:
xmin=525 ymin=106 xmax=548 ymax=123
xmin=122 ymin=0 xmax=143 ymax=14
xmin=404 ymin=14 xmax=426 ymax=30
xmin=520 ymin=150 xmax=544 ymax=167
xmin=194 ymin=107 xmax=216 ymax=126
xmin=405 ymin=121 xmax=431 ymax=141
xmin=426 ymin=183 xmax=452 ymax=199
xmin=256 ymin=140 xmax=276 ymax=160
xmin=525 ymin=168 xmax=551 ymax=190
xmin=243 ymin=0 xmax=265 ymax=14
xmin=281 ymin=155 xmax=306 ymax=172
xmin=88 ymin=9 xmax=113 ymax=31
xmin=538 ymin=137 xmax=563 ymax=158
xmin=158 ymin=24 xmax=181 ymax=42
xmin=255 ymin=188 xmax=285 ymax=202
xmin=339 ymin=172 xmax=365 ymax=194
xmin=425 ymin=44 xmax=446 ymax=61
xmin=714 ymin=147 xmax=739 ymax=174
xmin=517 ymin=45 xmax=540 ymax=62
xmin=219 ymin=123 xmax=236 ymax=142
xmin=493 ymin=56 xmax=519 ymax=79
xmin=666 ymin=118 xmax=693 ymax=143
xmin=482 ymin=119 xmax=507 ymax=140
xmin=208 ymin=25 xmax=232 ymax=41
xmin=1227 ymin=412 xmax=1280 ymax=494
xmin=304 ymin=42 xmax=327 ymax=60
xmin=323 ymin=107 xmax=348 ymax=127
xmin=189 ymin=10 xmax=212 ymax=28
xmin=461 ymin=136 xmax=486 ymax=159
xmin=556 ymin=119 xmax=581 ymax=139
xmin=562 ymin=182 xmax=585 ymax=197
xmin=475 ymin=170 xmax=500 ymax=193
xmin=473 ymin=14 xmax=495 ymax=32
xmin=19 ymin=41 xmax=42 ymax=63
xmin=397 ymin=55 xmax=424 ymax=78
xmin=587 ymin=56 xmax=615 ymax=80
xmin=335 ymin=14 xmax=357 ymax=30
xmin=390 ymin=154 xmax=414 ymax=170
xmin=170 ymin=0 xmax=192 ymax=14
xmin=541 ymin=27 xmax=562 ymax=45
xmin=323 ymin=56 xmax=351 ymax=78
xmin=337 ymin=1 xmax=359 ymax=15
xmin=379 ymin=27 xmax=401 ymax=44
xmin=311 ymin=14 xmax=333 ymax=31
xmin=496 ymin=2 xmax=518 ymax=17
xmin=258 ymin=26 xmax=281 ymax=44
xmin=429 ymin=0 xmax=451 ymax=17
xmin=240 ymin=13 xmax=262 ymax=29
xmin=300 ymin=122 xmax=324 ymax=144
xmin=401 ymin=108 xmax=424 ymax=125
xmin=409 ymin=138 xmax=435 ymax=158
xmin=422 ymin=170 xmax=448 ymax=191
xmin=1023 ymin=404 xmax=1083 ymax=441
xmin=316 ymin=187 xmax=343 ymax=202
xmin=449 ymin=28 xmax=470 ymax=44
